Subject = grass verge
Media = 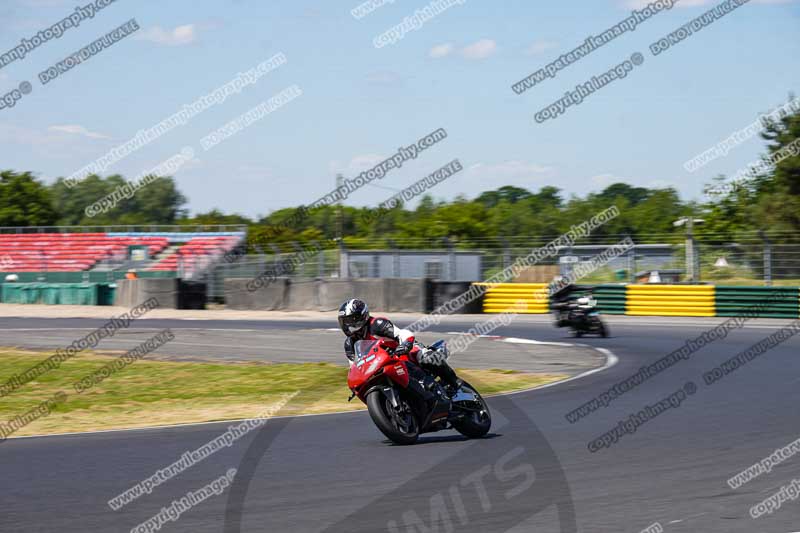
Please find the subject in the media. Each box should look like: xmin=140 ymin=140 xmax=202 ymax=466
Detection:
xmin=0 ymin=349 xmax=567 ymax=438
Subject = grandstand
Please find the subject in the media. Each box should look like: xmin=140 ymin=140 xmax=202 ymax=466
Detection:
xmin=0 ymin=227 xmax=246 ymax=278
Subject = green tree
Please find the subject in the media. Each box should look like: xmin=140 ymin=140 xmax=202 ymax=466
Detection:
xmin=702 ymin=96 xmax=800 ymax=237
xmin=0 ymin=171 xmax=58 ymax=226
xmin=49 ymin=174 xmax=187 ymax=225
xmin=596 ymin=183 xmax=650 ymax=206
xmin=180 ymin=209 xmax=253 ymax=226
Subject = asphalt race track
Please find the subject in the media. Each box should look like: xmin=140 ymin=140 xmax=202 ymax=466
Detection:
xmin=2 ymin=316 xmax=800 ymax=532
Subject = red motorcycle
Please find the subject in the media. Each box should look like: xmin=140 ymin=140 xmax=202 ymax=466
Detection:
xmin=347 ymin=339 xmax=491 ymax=445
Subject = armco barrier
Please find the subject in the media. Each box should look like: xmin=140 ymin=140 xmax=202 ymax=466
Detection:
xmin=625 ymin=284 xmax=716 ymax=317
xmin=593 ymin=284 xmax=627 ymax=315
xmin=368 ymin=281 xmax=799 ymax=318
xmin=476 ymin=283 xmax=550 ymax=314
xmin=715 ymin=286 xmax=800 ymax=319
xmin=475 ymin=283 xmax=627 ymax=315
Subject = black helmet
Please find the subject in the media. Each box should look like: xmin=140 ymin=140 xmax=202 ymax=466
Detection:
xmin=338 ymin=298 xmax=370 ymax=335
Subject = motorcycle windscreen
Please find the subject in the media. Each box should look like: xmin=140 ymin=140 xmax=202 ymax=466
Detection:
xmin=353 ymin=339 xmax=378 ymax=361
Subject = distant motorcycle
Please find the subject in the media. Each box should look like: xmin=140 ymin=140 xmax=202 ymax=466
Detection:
xmin=347 ymin=339 xmax=491 ymax=445
xmin=553 ymin=296 xmax=609 ymax=338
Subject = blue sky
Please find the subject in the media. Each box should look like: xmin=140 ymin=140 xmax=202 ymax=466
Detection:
xmin=0 ymin=0 xmax=798 ymax=218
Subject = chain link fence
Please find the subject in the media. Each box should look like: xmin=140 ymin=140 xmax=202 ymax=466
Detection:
xmin=208 ymin=233 xmax=800 ymax=302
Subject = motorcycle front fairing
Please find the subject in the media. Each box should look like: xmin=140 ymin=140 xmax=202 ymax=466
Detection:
xmin=348 ymin=339 xmax=413 ymax=400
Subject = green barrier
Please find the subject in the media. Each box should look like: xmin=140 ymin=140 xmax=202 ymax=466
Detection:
xmin=715 ymin=286 xmax=800 ymax=319
xmin=0 ymin=270 xmax=176 ymax=283
xmin=593 ymin=284 xmax=627 ymax=315
xmin=0 ymin=283 xmax=116 ymax=305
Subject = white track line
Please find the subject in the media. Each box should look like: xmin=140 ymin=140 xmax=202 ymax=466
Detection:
xmin=5 ymin=337 xmax=619 ymax=441
xmin=510 ymin=347 xmax=618 ymax=394
xmin=501 ymin=337 xmax=576 ymax=347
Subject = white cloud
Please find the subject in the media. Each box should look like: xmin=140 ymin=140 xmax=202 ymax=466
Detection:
xmin=461 ymin=39 xmax=497 ymax=60
xmin=525 ymin=40 xmax=558 ymax=56
xmin=429 ymin=39 xmax=498 ymax=60
xmin=429 ymin=43 xmax=455 ymax=58
xmin=0 ymin=124 xmax=95 ymax=152
xmin=48 ymin=124 xmax=110 ymax=140
xmin=136 ymin=24 xmax=197 ymax=46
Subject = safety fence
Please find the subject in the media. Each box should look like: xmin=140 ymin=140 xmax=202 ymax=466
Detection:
xmin=476 ymin=283 xmax=800 ymax=318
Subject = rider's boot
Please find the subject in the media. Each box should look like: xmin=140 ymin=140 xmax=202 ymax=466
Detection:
xmin=437 ymin=363 xmax=463 ymax=397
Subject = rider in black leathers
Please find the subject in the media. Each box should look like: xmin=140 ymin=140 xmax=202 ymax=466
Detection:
xmin=338 ymin=298 xmax=462 ymax=394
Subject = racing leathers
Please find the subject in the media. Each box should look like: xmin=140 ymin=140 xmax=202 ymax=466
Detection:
xmin=344 ymin=316 xmax=461 ymax=393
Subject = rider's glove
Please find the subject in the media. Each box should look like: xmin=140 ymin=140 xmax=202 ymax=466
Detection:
xmin=394 ymin=340 xmax=413 ymax=356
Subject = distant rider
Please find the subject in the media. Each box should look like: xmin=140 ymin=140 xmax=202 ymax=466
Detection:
xmin=550 ymin=282 xmax=594 ymax=326
xmin=338 ymin=298 xmax=462 ymax=395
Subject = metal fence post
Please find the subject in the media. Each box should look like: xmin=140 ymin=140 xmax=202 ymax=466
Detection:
xmin=388 ymin=239 xmax=399 ymax=278
xmin=269 ymin=244 xmax=281 ymax=278
xmin=627 ymin=241 xmax=636 ymax=284
xmin=444 ymin=237 xmax=455 ymax=281
xmin=694 ymin=237 xmax=701 ymax=283
xmin=291 ymin=241 xmax=304 ymax=279
xmin=760 ymin=230 xmax=772 ymax=286
xmin=339 ymin=241 xmax=349 ymax=279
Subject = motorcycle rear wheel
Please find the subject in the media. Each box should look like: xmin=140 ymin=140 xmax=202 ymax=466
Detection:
xmin=366 ymin=389 xmax=419 ymax=445
xmin=451 ymin=381 xmax=491 ymax=438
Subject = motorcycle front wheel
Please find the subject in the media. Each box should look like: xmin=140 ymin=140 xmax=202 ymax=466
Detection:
xmin=366 ymin=388 xmax=419 ymax=445
xmin=451 ymin=381 xmax=491 ymax=438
